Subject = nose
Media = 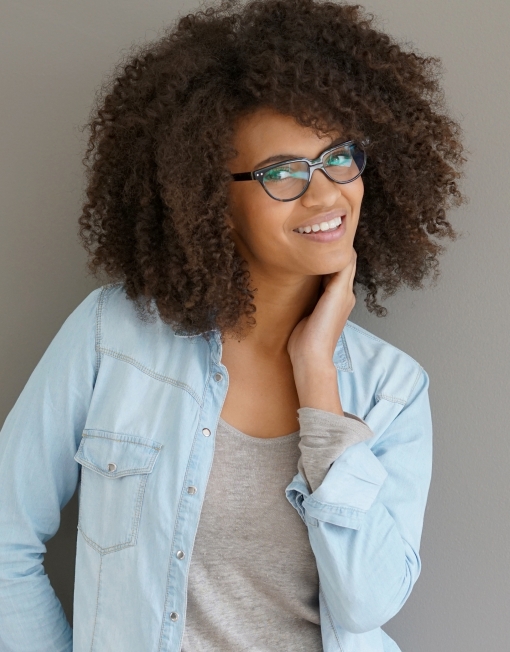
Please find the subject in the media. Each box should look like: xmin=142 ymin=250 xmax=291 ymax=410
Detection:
xmin=300 ymin=166 xmax=341 ymax=206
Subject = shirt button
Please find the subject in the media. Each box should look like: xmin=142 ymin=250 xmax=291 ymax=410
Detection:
xmin=176 ymin=550 xmax=185 ymax=559
xmin=107 ymin=463 xmax=117 ymax=472
xmin=170 ymin=612 xmax=179 ymax=621
xmin=214 ymin=372 xmax=223 ymax=382
xmin=187 ymin=486 xmax=197 ymax=494
xmin=202 ymin=427 xmax=211 ymax=437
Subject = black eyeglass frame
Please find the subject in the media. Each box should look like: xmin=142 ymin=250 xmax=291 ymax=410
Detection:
xmin=230 ymin=139 xmax=368 ymax=202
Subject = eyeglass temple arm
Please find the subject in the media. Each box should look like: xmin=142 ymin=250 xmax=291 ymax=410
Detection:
xmin=231 ymin=172 xmax=253 ymax=181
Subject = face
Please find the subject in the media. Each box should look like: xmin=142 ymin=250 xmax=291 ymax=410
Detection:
xmin=226 ymin=106 xmax=364 ymax=279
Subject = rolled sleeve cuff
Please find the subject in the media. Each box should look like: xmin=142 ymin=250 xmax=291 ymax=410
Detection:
xmin=286 ymin=440 xmax=388 ymax=530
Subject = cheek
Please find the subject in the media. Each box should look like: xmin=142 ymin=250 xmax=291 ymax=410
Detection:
xmin=340 ymin=175 xmax=363 ymax=203
xmin=352 ymin=178 xmax=364 ymax=206
xmin=230 ymin=186 xmax=287 ymax=239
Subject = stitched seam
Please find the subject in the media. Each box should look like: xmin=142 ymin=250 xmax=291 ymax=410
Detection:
xmin=375 ymin=393 xmax=407 ymax=405
xmin=342 ymin=330 xmax=352 ymax=369
xmin=319 ymin=584 xmax=344 ymax=651
xmin=339 ymin=330 xmax=353 ymax=371
xmin=199 ymin=336 xmax=215 ymax=405
xmin=77 ymin=463 xmax=144 ymax=554
xmin=373 ymin=366 xmax=422 ymax=406
xmin=95 ymin=284 xmax=114 ymax=377
xmin=77 ymin=458 xmax=156 ymax=478
xmin=159 ymin=375 xmax=216 ymax=652
xmin=305 ymin=498 xmax=367 ymax=514
xmin=78 ymin=525 xmax=136 ymax=555
xmin=130 ymin=473 xmax=148 ymax=547
xmin=156 ymin=416 xmax=211 ymax=651
xmin=95 ymin=289 xmax=103 ymax=376
xmin=175 ymin=432 xmax=203 ymax=652
xmin=98 ymin=347 xmax=202 ymax=406
xmin=158 ymin=517 xmax=180 ymax=651
xmin=81 ymin=431 xmax=162 ymax=450
xmin=181 ymin=369 xmax=222 ymax=640
xmin=89 ymin=553 xmax=102 ymax=652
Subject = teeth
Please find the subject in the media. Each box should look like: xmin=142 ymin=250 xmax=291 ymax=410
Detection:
xmin=296 ymin=215 xmax=343 ymax=234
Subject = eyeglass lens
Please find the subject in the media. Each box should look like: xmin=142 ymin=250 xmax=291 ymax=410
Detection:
xmin=262 ymin=143 xmax=365 ymax=200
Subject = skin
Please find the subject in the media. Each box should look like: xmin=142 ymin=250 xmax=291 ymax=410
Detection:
xmin=220 ymin=106 xmax=363 ymax=438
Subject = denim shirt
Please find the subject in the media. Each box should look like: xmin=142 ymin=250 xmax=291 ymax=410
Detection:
xmin=0 ymin=282 xmax=433 ymax=652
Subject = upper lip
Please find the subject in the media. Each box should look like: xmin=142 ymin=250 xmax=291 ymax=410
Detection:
xmin=292 ymin=209 xmax=348 ymax=231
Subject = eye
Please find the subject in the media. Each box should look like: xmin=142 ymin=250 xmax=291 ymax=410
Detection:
xmin=264 ymin=165 xmax=294 ymax=181
xmin=327 ymin=150 xmax=353 ymax=167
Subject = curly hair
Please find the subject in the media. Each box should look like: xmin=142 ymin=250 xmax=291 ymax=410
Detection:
xmin=78 ymin=0 xmax=466 ymax=337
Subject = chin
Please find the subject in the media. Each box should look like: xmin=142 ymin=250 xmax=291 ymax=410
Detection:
xmin=310 ymin=254 xmax=353 ymax=276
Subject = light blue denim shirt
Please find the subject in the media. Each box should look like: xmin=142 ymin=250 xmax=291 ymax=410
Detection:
xmin=0 ymin=282 xmax=433 ymax=652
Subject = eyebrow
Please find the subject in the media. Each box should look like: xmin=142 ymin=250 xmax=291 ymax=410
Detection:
xmin=253 ymin=136 xmax=346 ymax=168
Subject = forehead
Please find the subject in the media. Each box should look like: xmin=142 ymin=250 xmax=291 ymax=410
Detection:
xmin=231 ymin=107 xmax=342 ymax=165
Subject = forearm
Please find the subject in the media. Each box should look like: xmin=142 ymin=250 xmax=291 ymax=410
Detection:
xmin=0 ymin=392 xmax=76 ymax=652
xmin=0 ymin=577 xmax=73 ymax=652
xmin=296 ymin=406 xmax=375 ymax=493
xmin=309 ymin=495 xmax=419 ymax=633
xmin=0 ymin=289 xmax=100 ymax=650
xmin=285 ymin=366 xmax=433 ymax=634
xmin=288 ymin=441 xmax=423 ymax=634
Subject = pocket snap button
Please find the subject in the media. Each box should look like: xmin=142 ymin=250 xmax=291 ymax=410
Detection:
xmin=107 ymin=463 xmax=117 ymax=472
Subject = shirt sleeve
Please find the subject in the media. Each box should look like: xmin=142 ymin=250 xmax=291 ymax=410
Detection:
xmin=0 ymin=287 xmax=102 ymax=652
xmin=296 ymin=407 xmax=375 ymax=493
xmin=285 ymin=366 xmax=433 ymax=634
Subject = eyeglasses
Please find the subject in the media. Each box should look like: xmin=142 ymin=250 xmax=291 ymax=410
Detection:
xmin=230 ymin=139 xmax=367 ymax=202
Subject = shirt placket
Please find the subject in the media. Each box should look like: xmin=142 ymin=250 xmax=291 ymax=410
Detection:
xmin=161 ymin=331 xmax=229 ymax=651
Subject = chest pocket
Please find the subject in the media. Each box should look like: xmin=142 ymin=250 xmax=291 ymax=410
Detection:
xmin=74 ymin=430 xmax=163 ymax=554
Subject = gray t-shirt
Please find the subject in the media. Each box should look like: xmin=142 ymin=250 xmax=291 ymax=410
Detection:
xmin=181 ymin=407 xmax=374 ymax=652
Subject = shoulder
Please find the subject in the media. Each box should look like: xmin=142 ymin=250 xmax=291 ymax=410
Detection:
xmin=81 ymin=283 xmax=210 ymax=387
xmin=343 ymin=319 xmax=426 ymax=406
xmin=87 ymin=281 xmax=181 ymax=348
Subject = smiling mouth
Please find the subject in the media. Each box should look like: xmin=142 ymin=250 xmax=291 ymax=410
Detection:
xmin=293 ymin=215 xmax=343 ymax=234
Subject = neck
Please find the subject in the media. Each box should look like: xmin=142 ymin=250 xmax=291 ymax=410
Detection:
xmin=225 ymin=266 xmax=323 ymax=357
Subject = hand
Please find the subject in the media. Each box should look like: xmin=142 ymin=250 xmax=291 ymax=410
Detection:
xmin=287 ymin=248 xmax=357 ymax=368
xmin=287 ymin=249 xmax=357 ymax=414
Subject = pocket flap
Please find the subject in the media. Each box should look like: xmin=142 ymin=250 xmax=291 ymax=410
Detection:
xmin=74 ymin=430 xmax=163 ymax=478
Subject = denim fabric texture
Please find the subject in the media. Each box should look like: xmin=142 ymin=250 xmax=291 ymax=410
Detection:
xmin=0 ymin=282 xmax=433 ymax=652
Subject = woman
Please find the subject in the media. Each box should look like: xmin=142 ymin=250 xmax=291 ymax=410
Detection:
xmin=0 ymin=0 xmax=466 ymax=651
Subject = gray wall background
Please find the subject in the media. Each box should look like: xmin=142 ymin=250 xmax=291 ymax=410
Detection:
xmin=1 ymin=0 xmax=508 ymax=649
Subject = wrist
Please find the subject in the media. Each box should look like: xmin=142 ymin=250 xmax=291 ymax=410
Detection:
xmin=292 ymin=360 xmax=344 ymax=415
